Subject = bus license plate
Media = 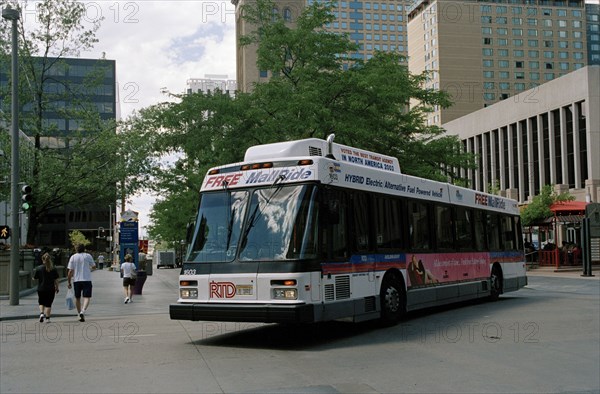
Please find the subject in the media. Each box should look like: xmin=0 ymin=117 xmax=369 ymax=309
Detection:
xmin=236 ymin=285 xmax=253 ymax=296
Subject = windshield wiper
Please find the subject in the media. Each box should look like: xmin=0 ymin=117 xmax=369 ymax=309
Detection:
xmin=239 ymin=175 xmax=286 ymax=250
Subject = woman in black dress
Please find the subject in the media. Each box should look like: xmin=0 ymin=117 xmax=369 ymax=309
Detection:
xmin=33 ymin=253 xmax=59 ymax=323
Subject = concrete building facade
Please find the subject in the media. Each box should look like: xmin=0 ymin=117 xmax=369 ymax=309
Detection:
xmin=442 ymin=65 xmax=600 ymax=206
xmin=408 ymin=0 xmax=591 ymax=126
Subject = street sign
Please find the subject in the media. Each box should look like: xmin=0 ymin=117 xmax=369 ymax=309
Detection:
xmin=0 ymin=225 xmax=9 ymax=240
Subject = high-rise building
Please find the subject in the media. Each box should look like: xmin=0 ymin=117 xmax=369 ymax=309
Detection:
xmin=0 ymin=57 xmax=117 ymax=251
xmin=186 ymin=74 xmax=237 ymax=96
xmin=407 ymin=0 xmax=590 ymax=126
xmin=233 ymin=0 xmax=410 ymax=92
xmin=587 ymin=0 xmax=600 ymax=65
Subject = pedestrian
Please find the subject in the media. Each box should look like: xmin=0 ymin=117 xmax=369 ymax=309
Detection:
xmin=32 ymin=253 xmax=59 ymax=323
xmin=97 ymin=253 xmax=105 ymax=270
xmin=67 ymin=244 xmax=96 ymax=322
xmin=121 ymin=254 xmax=137 ymax=304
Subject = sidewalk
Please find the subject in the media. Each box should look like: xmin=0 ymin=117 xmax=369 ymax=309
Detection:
xmin=0 ymin=266 xmax=181 ymax=321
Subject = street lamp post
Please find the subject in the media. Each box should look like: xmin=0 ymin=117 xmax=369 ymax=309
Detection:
xmin=3 ymin=5 xmax=21 ymax=306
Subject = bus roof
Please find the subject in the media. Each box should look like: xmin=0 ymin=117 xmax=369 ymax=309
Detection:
xmin=244 ymin=138 xmax=401 ymax=174
xmin=201 ymin=137 xmax=519 ymax=216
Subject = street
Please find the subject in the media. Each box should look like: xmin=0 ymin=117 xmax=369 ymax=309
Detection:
xmin=1 ymin=268 xmax=599 ymax=393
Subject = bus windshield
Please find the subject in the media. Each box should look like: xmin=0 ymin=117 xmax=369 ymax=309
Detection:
xmin=188 ymin=184 xmax=319 ymax=263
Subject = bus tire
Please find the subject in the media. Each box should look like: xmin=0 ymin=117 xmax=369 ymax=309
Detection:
xmin=489 ymin=264 xmax=503 ymax=301
xmin=380 ymin=271 xmax=406 ymax=326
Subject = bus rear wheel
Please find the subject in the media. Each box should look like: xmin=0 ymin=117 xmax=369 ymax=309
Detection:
xmin=380 ymin=272 xmax=406 ymax=325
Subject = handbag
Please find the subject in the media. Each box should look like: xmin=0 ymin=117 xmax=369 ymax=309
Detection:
xmin=65 ymin=288 xmax=75 ymax=310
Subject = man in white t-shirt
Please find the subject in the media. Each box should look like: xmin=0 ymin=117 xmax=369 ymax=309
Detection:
xmin=67 ymin=244 xmax=96 ymax=322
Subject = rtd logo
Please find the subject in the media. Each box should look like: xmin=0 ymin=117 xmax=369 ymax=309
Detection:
xmin=210 ymin=281 xmax=236 ymax=298
xmin=204 ymin=173 xmax=242 ymax=189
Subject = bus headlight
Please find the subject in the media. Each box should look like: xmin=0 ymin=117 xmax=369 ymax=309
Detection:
xmin=180 ymin=289 xmax=198 ymax=299
xmin=273 ymin=288 xmax=298 ymax=300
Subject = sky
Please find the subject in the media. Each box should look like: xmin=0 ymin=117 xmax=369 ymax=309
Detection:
xmin=64 ymin=1 xmax=237 ymax=232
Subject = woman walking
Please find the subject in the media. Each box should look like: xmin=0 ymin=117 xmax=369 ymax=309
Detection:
xmin=33 ymin=253 xmax=59 ymax=323
xmin=121 ymin=254 xmax=137 ymax=304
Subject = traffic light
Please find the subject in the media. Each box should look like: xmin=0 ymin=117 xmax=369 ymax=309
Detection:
xmin=21 ymin=184 xmax=32 ymax=211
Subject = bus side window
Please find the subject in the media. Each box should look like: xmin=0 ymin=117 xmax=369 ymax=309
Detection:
xmin=474 ymin=210 xmax=486 ymax=251
xmin=435 ymin=204 xmax=455 ymax=251
xmin=486 ymin=213 xmax=501 ymax=251
xmin=455 ymin=207 xmax=474 ymax=251
xmin=375 ymin=196 xmax=403 ymax=250
xmin=409 ymin=201 xmax=431 ymax=251
xmin=352 ymin=192 xmax=371 ymax=252
xmin=322 ymin=189 xmax=348 ymax=260
xmin=501 ymin=215 xmax=515 ymax=250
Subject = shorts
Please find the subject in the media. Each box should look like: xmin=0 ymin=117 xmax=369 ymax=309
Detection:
xmin=38 ymin=290 xmax=56 ymax=308
xmin=123 ymin=277 xmax=136 ymax=287
xmin=73 ymin=281 xmax=93 ymax=298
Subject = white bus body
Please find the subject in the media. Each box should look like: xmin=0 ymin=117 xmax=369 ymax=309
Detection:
xmin=170 ymin=136 xmax=527 ymax=324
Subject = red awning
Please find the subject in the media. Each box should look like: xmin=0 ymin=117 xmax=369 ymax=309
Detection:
xmin=550 ymin=201 xmax=588 ymax=213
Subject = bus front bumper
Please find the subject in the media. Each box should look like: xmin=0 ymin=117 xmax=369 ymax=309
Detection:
xmin=169 ymin=302 xmax=315 ymax=324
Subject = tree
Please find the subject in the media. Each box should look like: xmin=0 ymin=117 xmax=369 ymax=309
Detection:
xmin=68 ymin=229 xmax=89 ymax=250
xmin=126 ymin=0 xmax=476 ymax=242
xmin=521 ymin=185 xmax=574 ymax=226
xmin=1 ymin=1 xmax=153 ymax=245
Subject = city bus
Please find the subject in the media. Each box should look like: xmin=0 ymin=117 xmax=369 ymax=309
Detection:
xmin=169 ymin=135 xmax=527 ymax=325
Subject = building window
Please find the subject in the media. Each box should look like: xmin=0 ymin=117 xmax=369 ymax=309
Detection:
xmin=545 ymin=62 xmax=554 ymax=69
xmin=544 ymin=73 xmax=554 ymax=80
xmin=515 ymin=61 xmax=524 ymax=68
xmin=530 ymin=72 xmax=540 ymax=80
xmin=559 ymin=51 xmax=568 ymax=59
xmin=499 ymin=49 xmax=509 ymax=56
xmin=512 ymin=28 xmax=523 ymax=36
xmin=527 ymin=18 xmax=537 ymax=26
xmin=482 ymin=16 xmax=492 ymax=23
xmin=499 ymin=60 xmax=509 ymax=67
xmin=544 ymin=51 xmax=554 ymax=58
xmin=529 ymin=50 xmax=539 ymax=58
xmin=515 ymin=83 xmax=525 ymax=90
xmin=528 ymin=29 xmax=538 ymax=37
xmin=497 ymin=38 xmax=508 ymax=46
xmin=483 ymin=48 xmax=494 ymax=56
xmin=496 ymin=16 xmax=508 ymax=24
xmin=497 ymin=28 xmax=508 ymax=35
xmin=512 ymin=7 xmax=522 ymax=14
xmin=500 ymin=82 xmax=510 ymax=89
xmin=484 ymin=82 xmax=495 ymax=89
xmin=483 ymin=37 xmax=492 ymax=45
xmin=500 ymin=71 xmax=510 ymax=79
xmin=513 ymin=39 xmax=523 ymax=46
xmin=544 ymin=40 xmax=553 ymax=47
xmin=482 ymin=27 xmax=492 ymax=35
xmin=559 ymin=62 xmax=569 ymax=70
xmin=514 ymin=49 xmax=524 ymax=57
xmin=484 ymin=71 xmax=495 ymax=78
xmin=529 ymin=61 xmax=539 ymax=69
xmin=483 ymin=59 xmax=494 ymax=67
xmin=484 ymin=93 xmax=496 ymax=100
xmin=515 ymin=71 xmax=525 ymax=79
xmin=528 ymin=40 xmax=539 ymax=47
xmin=513 ymin=17 xmax=523 ymax=25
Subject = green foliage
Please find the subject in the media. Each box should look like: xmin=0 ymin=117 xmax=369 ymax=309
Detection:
xmin=68 ymin=230 xmax=90 ymax=250
xmin=1 ymin=1 xmax=154 ymax=245
xmin=521 ymin=184 xmax=575 ymax=226
xmin=127 ymin=0 xmax=477 ymax=242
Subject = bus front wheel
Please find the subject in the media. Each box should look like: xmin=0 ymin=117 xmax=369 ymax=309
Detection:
xmin=380 ymin=272 xmax=406 ymax=325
